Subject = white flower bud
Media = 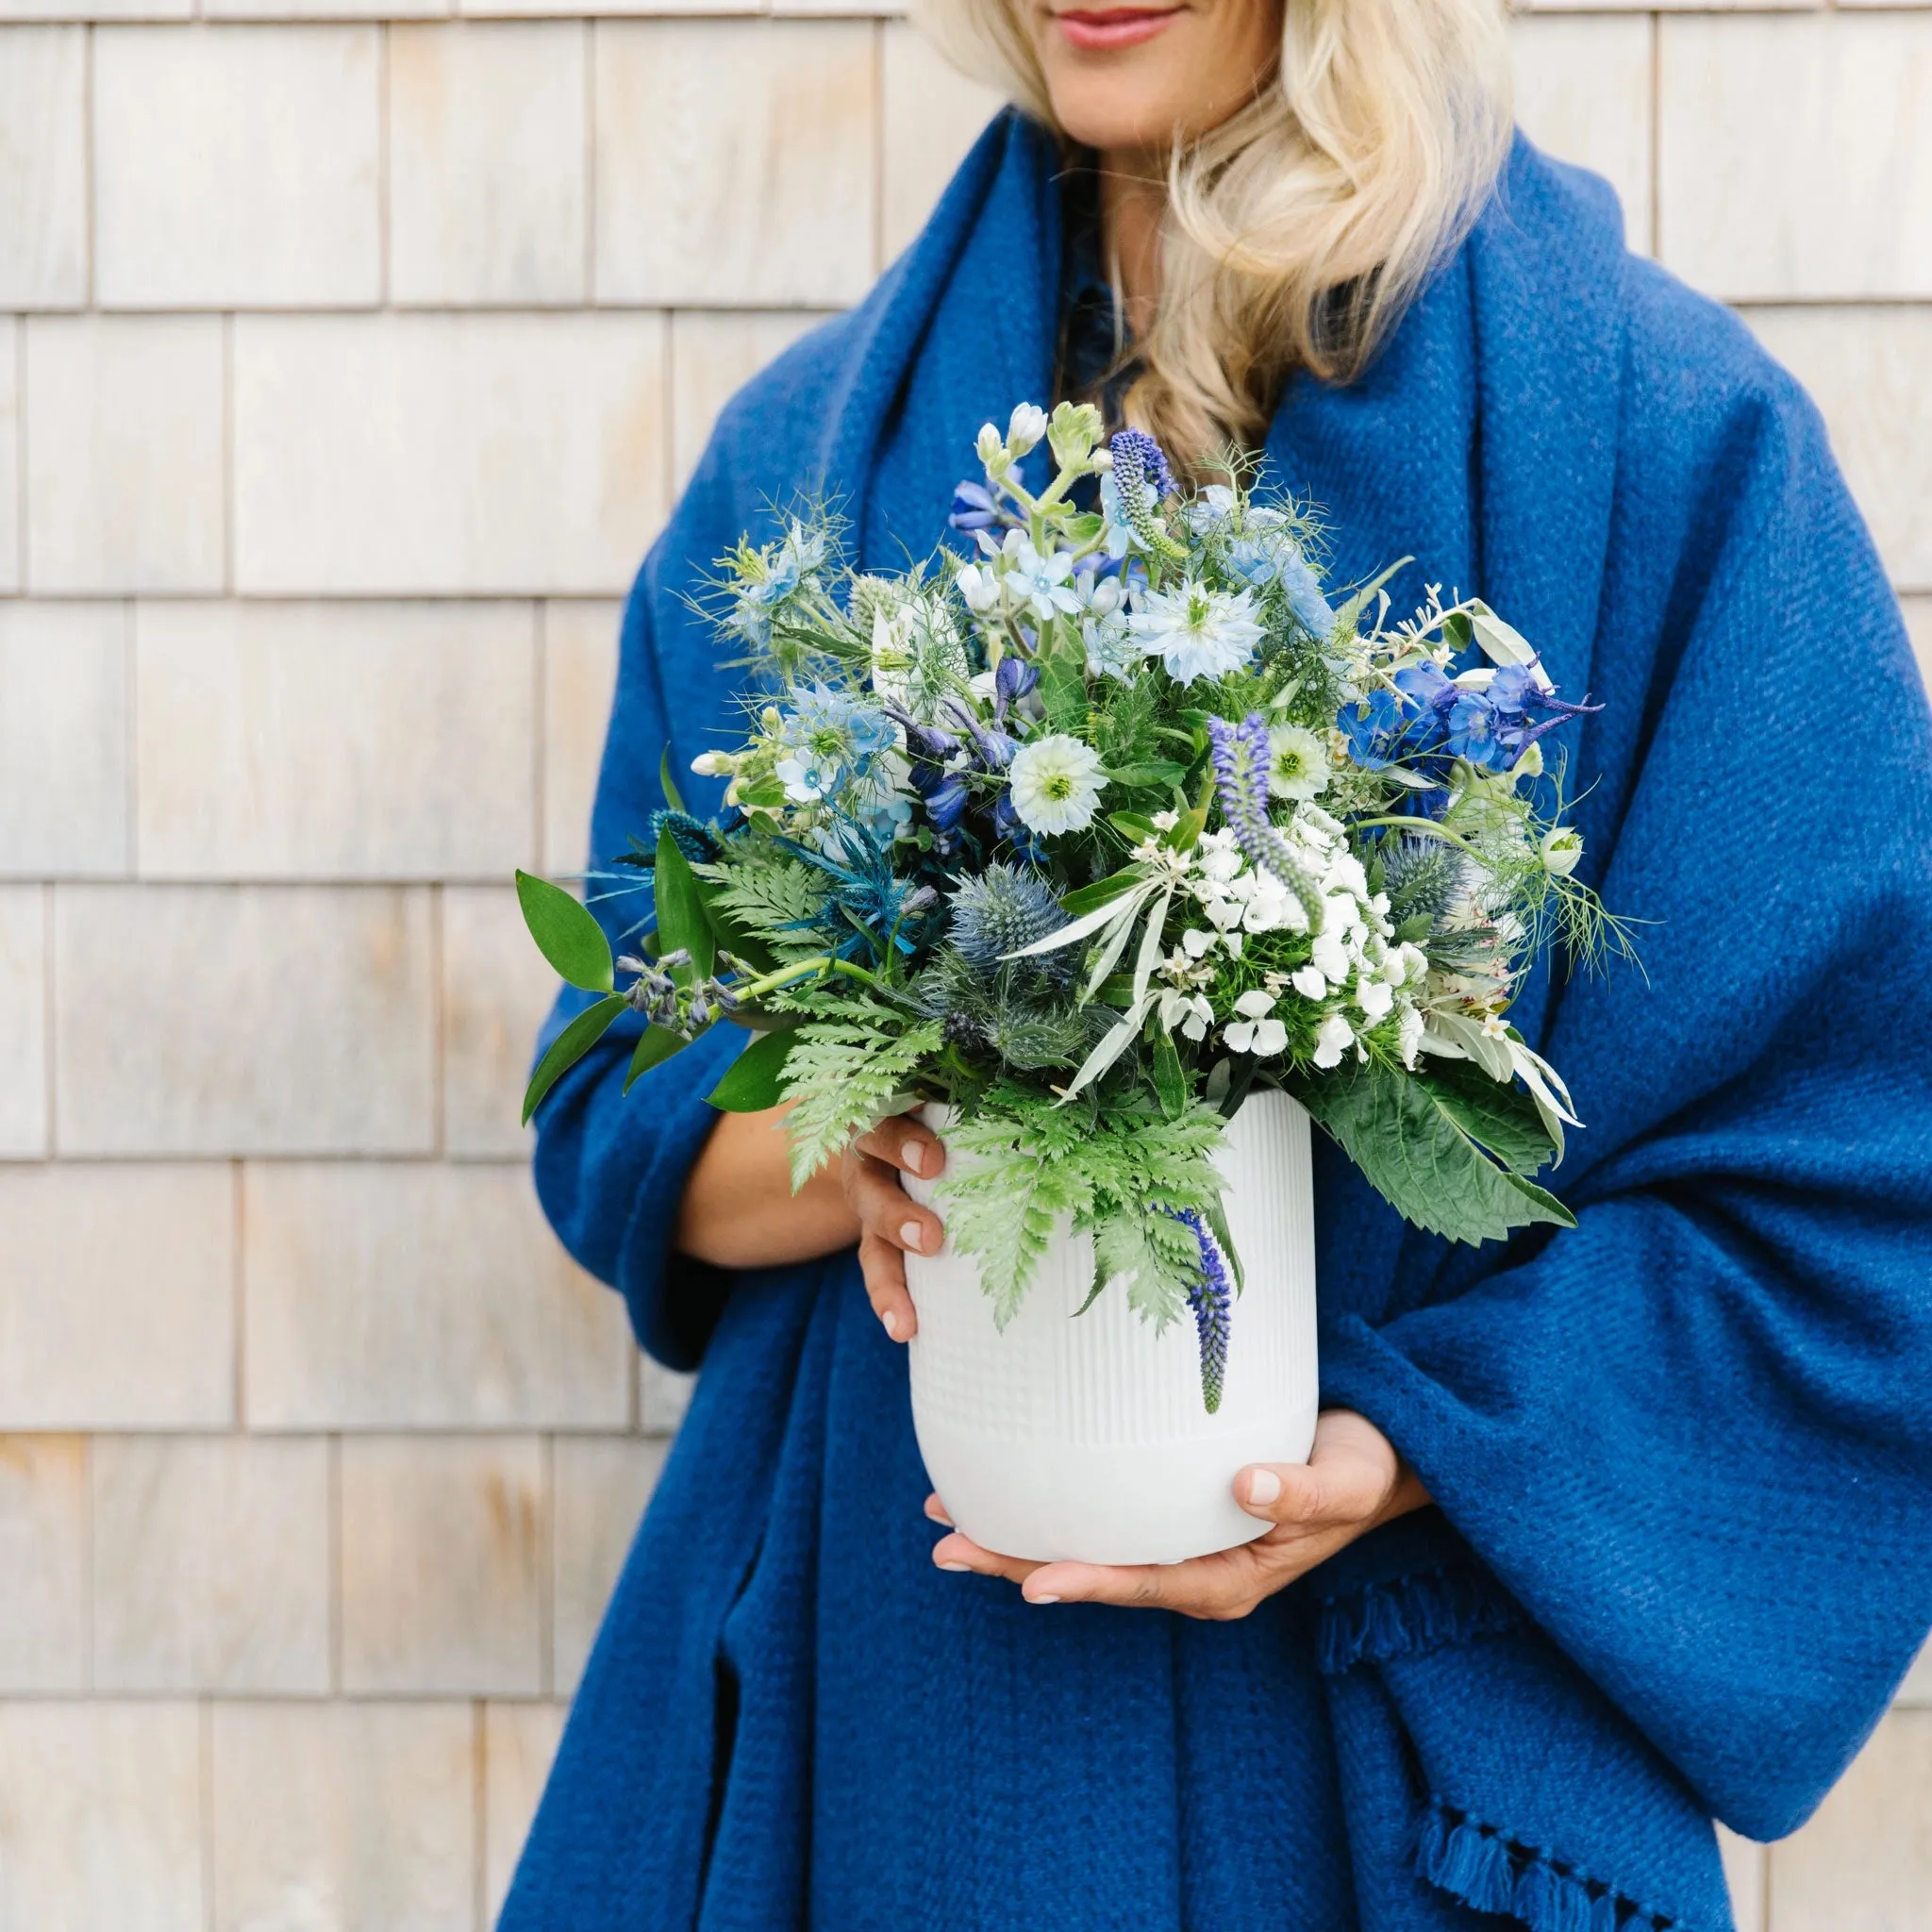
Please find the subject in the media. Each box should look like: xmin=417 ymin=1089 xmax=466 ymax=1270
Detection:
xmin=690 ymin=750 xmax=732 ymax=776
xmin=1006 ymin=403 xmax=1048 ymax=457
xmin=975 ymin=422 xmax=1005 ymax=469
xmin=1541 ymin=825 xmax=1585 ymax=877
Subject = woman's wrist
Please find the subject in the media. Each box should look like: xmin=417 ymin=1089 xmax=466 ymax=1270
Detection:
xmin=675 ymin=1107 xmax=858 ymax=1268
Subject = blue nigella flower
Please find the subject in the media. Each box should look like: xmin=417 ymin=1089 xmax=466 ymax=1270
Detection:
xmin=774 ymin=683 xmax=896 ymax=803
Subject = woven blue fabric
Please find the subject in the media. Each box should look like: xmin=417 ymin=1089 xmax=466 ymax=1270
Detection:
xmin=501 ymin=114 xmax=1932 ymax=1932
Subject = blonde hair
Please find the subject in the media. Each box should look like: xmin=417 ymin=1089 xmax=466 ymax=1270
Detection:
xmin=911 ymin=0 xmax=1514 ymax=462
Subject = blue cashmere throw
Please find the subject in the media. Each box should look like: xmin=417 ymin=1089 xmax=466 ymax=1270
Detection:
xmin=503 ymin=115 xmax=1932 ymax=1932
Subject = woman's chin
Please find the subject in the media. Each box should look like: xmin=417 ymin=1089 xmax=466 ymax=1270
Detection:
xmin=1044 ymin=77 xmax=1197 ymax=158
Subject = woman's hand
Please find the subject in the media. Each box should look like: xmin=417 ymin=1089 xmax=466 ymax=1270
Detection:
xmin=839 ymin=1114 xmax=947 ymax=1342
xmin=928 ymin=1408 xmax=1429 ymax=1620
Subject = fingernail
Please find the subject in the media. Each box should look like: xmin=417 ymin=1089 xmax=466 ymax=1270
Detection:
xmin=1246 ymin=1469 xmax=1282 ymax=1507
xmin=899 ymin=1221 xmax=927 ymax=1254
xmin=902 ymin=1141 xmax=927 ymax=1176
xmin=937 ymin=1560 xmax=973 ymax=1574
xmin=1028 ymin=1592 xmax=1061 ymax=1606
xmin=881 ymin=1309 xmax=901 ymax=1341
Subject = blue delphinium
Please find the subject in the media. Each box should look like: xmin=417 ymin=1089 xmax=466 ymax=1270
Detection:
xmin=1341 ymin=661 xmax=1597 ymax=780
xmin=947 ymin=480 xmax=1003 ymax=535
xmin=1206 ymin=713 xmax=1324 ymax=932
xmin=1174 ymin=1208 xmax=1233 ymax=1413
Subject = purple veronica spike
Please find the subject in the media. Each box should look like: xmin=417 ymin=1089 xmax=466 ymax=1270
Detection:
xmin=1108 ymin=430 xmax=1185 ymax=563
xmin=1174 ymin=1208 xmax=1232 ymax=1413
xmin=1109 ymin=428 xmax=1175 ymax=502
xmin=1206 ymin=713 xmax=1324 ymax=935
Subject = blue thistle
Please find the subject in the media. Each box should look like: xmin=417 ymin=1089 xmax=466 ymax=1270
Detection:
xmin=1175 ymin=1208 xmax=1233 ymax=1414
xmin=1108 ymin=429 xmax=1186 ymax=564
xmin=948 ymin=863 xmax=1069 ymax=981
xmin=1205 ymin=713 xmax=1324 ymax=934
xmin=649 ymin=808 xmax=718 ymax=867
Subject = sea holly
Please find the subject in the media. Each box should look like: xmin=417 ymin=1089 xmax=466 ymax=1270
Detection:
xmin=514 ymin=407 xmax=1628 ymax=1407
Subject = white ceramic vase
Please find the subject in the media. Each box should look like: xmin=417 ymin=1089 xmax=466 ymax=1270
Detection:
xmin=901 ymin=1090 xmax=1318 ymax=1566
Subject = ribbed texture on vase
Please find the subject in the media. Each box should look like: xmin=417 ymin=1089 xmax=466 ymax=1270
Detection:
xmin=905 ymin=1091 xmax=1317 ymax=1452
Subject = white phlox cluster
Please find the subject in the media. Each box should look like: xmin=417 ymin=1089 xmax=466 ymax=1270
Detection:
xmin=1150 ymin=816 xmax=1430 ymax=1070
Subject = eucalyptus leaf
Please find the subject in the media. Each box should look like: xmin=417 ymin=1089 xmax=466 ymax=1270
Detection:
xmin=516 ymin=871 xmax=614 ymax=993
xmin=522 ymin=993 xmax=625 ymax=1124
xmin=706 ymin=1028 xmax=799 ymax=1113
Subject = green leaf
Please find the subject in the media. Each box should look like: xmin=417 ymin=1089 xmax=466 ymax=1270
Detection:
xmin=516 ymin=871 xmax=613 ymax=993
xmin=653 ymin=829 xmax=714 ymax=983
xmin=1038 ymin=638 xmax=1089 ymax=735
xmin=623 ymin=1021 xmax=695 ymax=1095
xmin=522 ymin=993 xmax=625 ymax=1124
xmin=1413 ymin=1059 xmax=1558 ymax=1176
xmin=1103 ymin=761 xmax=1189 ymax=790
xmin=706 ymin=1028 xmax=798 ymax=1112
xmin=1151 ymin=1033 xmax=1189 ymax=1121
xmin=1060 ymin=868 xmax=1145 ymax=918
xmin=658 ymin=745 xmax=686 ymax=815
xmin=1297 ymin=1064 xmax=1575 ymax=1247
xmin=1109 ymin=811 xmax=1160 ymax=845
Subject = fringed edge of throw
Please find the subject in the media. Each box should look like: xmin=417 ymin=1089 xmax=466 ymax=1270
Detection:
xmin=1318 ymin=1564 xmax=1521 ymax=1676
xmin=1416 ymin=1799 xmax=1701 ymax=1932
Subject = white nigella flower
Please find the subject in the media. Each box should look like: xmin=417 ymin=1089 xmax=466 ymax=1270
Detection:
xmin=1007 ymin=733 xmax=1106 ymax=835
xmin=1159 ymin=991 xmax=1213 ymax=1042
xmin=1541 ymin=825 xmax=1585 ymax=877
xmin=1311 ymin=1012 xmax=1357 ymax=1069
xmin=1291 ymin=964 xmax=1327 ymax=1001
xmin=1224 ymin=989 xmax=1288 ymax=1057
xmin=1266 ymin=724 xmax=1331 ymax=801
xmin=1128 ymin=582 xmax=1265 ymax=685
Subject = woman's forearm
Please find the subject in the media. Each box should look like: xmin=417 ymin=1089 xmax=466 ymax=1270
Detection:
xmin=675 ymin=1105 xmax=860 ymax=1269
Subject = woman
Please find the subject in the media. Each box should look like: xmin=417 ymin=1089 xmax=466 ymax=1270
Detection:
xmin=505 ymin=1 xmax=1932 ymax=1926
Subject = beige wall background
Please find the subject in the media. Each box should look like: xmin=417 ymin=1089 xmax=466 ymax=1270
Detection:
xmin=0 ymin=2 xmax=1926 ymax=1925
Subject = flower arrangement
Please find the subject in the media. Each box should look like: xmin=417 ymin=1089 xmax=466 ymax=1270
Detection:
xmin=518 ymin=402 xmax=1624 ymax=1411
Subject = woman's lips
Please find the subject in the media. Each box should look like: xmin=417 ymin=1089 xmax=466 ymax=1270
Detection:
xmin=1056 ymin=6 xmax=1181 ymax=53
